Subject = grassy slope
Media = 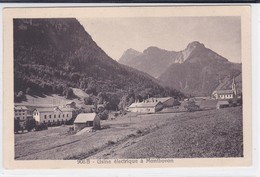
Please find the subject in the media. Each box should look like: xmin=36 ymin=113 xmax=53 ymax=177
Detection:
xmin=15 ymin=107 xmax=243 ymax=160
xmin=15 ymin=88 xmax=87 ymax=108
xmin=117 ymin=107 xmax=243 ymax=158
xmin=15 ymin=112 xmax=180 ymax=160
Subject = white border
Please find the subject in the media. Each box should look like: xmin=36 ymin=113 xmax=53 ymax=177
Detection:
xmin=0 ymin=3 xmax=259 ymax=177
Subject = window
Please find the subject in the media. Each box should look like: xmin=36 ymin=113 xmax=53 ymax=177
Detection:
xmin=44 ymin=115 xmax=47 ymax=119
xmin=58 ymin=114 xmax=60 ymax=118
xmin=67 ymin=114 xmax=68 ymax=117
xmin=43 ymin=120 xmax=45 ymax=123
xmin=63 ymin=114 xmax=64 ymax=118
xmin=49 ymin=115 xmax=51 ymax=118
xmin=54 ymin=115 xmax=56 ymax=118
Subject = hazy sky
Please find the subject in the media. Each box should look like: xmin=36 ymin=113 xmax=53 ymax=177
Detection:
xmin=78 ymin=17 xmax=241 ymax=63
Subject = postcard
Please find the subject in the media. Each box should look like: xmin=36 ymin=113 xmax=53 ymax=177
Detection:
xmin=3 ymin=6 xmax=251 ymax=169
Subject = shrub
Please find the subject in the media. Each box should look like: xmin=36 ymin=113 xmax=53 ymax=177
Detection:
xmin=184 ymin=100 xmax=200 ymax=112
xmin=14 ymin=118 xmax=21 ymax=133
xmin=107 ymin=140 xmax=115 ymax=145
xmin=35 ymin=123 xmax=48 ymax=131
xmin=98 ymin=110 xmax=109 ymax=120
xmin=25 ymin=118 xmax=36 ymax=132
xmin=93 ymin=116 xmax=101 ymax=130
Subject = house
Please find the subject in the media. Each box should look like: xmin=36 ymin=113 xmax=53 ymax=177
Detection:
xmin=33 ymin=107 xmax=73 ymax=125
xmin=128 ymin=101 xmax=163 ymax=113
xmin=74 ymin=113 xmax=100 ymax=131
xmin=212 ymin=77 xmax=237 ymax=100
xmin=146 ymin=97 xmax=176 ymax=107
xmin=14 ymin=106 xmax=28 ymax=122
xmin=216 ymin=101 xmax=230 ymax=109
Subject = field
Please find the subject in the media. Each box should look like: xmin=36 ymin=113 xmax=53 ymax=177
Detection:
xmin=15 ymin=88 xmax=87 ymax=107
xmin=15 ymin=107 xmax=243 ymax=160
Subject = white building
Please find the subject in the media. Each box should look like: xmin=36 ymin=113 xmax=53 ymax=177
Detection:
xmin=128 ymin=101 xmax=163 ymax=113
xmin=212 ymin=90 xmax=234 ymax=99
xmin=212 ymin=77 xmax=238 ymax=100
xmin=14 ymin=106 xmax=28 ymax=121
xmin=33 ymin=107 xmax=73 ymax=124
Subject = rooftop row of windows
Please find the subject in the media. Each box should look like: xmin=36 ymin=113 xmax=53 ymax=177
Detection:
xmin=44 ymin=114 xmax=69 ymax=119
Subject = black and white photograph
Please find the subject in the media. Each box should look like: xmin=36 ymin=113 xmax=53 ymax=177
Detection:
xmin=3 ymin=6 xmax=251 ymax=168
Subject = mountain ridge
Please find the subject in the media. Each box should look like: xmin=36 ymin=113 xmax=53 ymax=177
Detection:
xmin=118 ymin=41 xmax=242 ymax=96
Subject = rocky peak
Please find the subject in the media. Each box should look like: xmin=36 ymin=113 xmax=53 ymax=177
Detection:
xmin=186 ymin=41 xmax=205 ymax=50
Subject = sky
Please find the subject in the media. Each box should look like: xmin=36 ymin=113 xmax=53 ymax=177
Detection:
xmin=78 ymin=17 xmax=241 ymax=63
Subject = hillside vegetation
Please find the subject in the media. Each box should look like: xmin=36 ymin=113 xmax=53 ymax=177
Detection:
xmin=14 ymin=19 xmax=184 ymax=108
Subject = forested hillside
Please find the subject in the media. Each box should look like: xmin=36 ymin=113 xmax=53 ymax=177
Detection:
xmin=14 ymin=18 xmax=184 ymax=107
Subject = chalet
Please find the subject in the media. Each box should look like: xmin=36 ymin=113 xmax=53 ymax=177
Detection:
xmin=128 ymin=101 xmax=163 ymax=113
xmin=33 ymin=107 xmax=73 ymax=124
xmin=212 ymin=77 xmax=237 ymax=100
xmin=74 ymin=113 xmax=100 ymax=131
xmin=216 ymin=101 xmax=230 ymax=109
xmin=14 ymin=106 xmax=28 ymax=121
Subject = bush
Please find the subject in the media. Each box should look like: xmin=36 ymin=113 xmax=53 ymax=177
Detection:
xmin=14 ymin=118 xmax=21 ymax=133
xmin=25 ymin=118 xmax=36 ymax=132
xmin=84 ymin=96 xmax=93 ymax=105
xmin=107 ymin=140 xmax=115 ymax=145
xmin=35 ymin=123 xmax=48 ymax=131
xmin=98 ymin=110 xmax=109 ymax=120
xmin=184 ymin=100 xmax=200 ymax=112
xmin=93 ymin=116 xmax=101 ymax=130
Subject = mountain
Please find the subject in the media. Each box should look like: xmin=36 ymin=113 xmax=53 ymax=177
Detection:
xmin=119 ymin=41 xmax=242 ymax=96
xmin=14 ymin=18 xmax=184 ymax=103
xmin=119 ymin=46 xmax=183 ymax=78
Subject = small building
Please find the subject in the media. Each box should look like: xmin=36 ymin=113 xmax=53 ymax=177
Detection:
xmin=14 ymin=106 xmax=28 ymax=121
xmin=33 ymin=107 xmax=73 ymax=125
xmin=74 ymin=113 xmax=100 ymax=131
xmin=216 ymin=101 xmax=230 ymax=109
xmin=128 ymin=101 xmax=163 ymax=113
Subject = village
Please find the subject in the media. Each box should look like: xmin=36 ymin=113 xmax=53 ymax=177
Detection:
xmin=13 ymin=76 xmax=243 ymax=160
xmin=14 ymin=77 xmax=241 ymax=135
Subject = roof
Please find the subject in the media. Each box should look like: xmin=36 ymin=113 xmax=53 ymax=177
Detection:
xmin=213 ymin=90 xmax=234 ymax=95
xmin=129 ymin=101 xmax=162 ymax=108
xmin=34 ymin=107 xmax=73 ymax=113
xmin=14 ymin=106 xmax=28 ymax=110
xmin=146 ymin=97 xmax=173 ymax=103
xmin=66 ymin=101 xmax=75 ymax=105
xmin=59 ymin=107 xmax=74 ymax=112
xmin=217 ymin=101 xmax=229 ymax=105
xmin=74 ymin=113 xmax=96 ymax=123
